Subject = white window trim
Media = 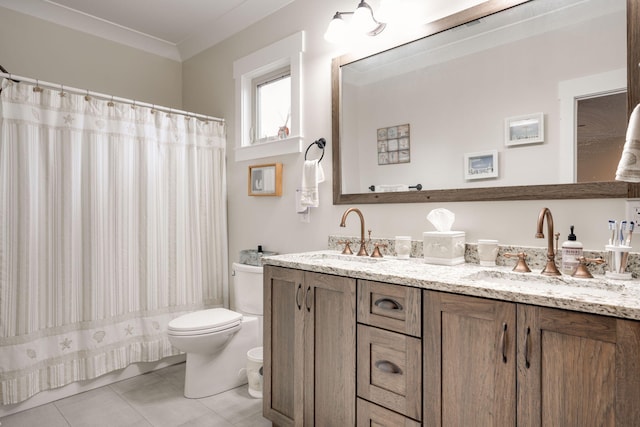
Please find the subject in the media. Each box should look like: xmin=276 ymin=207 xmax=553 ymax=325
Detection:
xmin=233 ymin=31 xmax=304 ymax=162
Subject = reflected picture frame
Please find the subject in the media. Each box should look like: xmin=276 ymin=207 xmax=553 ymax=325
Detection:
xmin=248 ymin=163 xmax=283 ymax=196
xmin=504 ymin=112 xmax=544 ymax=146
xmin=464 ymin=150 xmax=498 ymax=180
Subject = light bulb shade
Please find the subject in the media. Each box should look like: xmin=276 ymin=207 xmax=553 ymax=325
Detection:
xmin=616 ymin=104 xmax=640 ymax=182
xmin=324 ymin=13 xmax=349 ymax=43
xmin=352 ymin=1 xmax=378 ymax=34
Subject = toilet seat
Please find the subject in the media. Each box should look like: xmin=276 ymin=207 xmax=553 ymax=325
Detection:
xmin=168 ymin=308 xmax=242 ymax=336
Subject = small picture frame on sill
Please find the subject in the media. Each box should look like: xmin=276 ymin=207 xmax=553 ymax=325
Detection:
xmin=248 ymin=163 xmax=283 ymax=196
xmin=464 ymin=150 xmax=498 ymax=180
xmin=504 ymin=112 xmax=544 ymax=146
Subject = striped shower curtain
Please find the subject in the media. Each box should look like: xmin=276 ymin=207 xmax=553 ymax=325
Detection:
xmin=0 ymin=79 xmax=228 ymax=404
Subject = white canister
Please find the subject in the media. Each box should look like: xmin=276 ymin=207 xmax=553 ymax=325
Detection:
xmin=395 ymin=236 xmax=412 ymax=259
xmin=477 ymin=239 xmax=499 ymax=266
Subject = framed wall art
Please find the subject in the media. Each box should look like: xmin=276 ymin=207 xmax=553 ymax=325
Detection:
xmin=377 ymin=123 xmax=410 ymax=165
xmin=464 ymin=150 xmax=498 ymax=180
xmin=505 ymin=112 xmax=544 ymax=146
xmin=248 ymin=163 xmax=283 ymax=196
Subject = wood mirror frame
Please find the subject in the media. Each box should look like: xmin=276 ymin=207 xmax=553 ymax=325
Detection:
xmin=332 ymin=0 xmax=640 ymax=204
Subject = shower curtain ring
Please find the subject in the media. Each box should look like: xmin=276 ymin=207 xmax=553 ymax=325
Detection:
xmin=108 ymin=96 xmax=114 ymax=107
xmin=33 ymin=80 xmax=42 ymax=93
xmin=59 ymin=84 xmax=66 ymax=97
xmin=85 ymin=90 xmax=91 ymax=101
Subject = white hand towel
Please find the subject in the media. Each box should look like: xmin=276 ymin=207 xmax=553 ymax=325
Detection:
xmin=300 ymin=160 xmax=325 ymax=207
xmin=374 ymin=184 xmax=409 ymax=192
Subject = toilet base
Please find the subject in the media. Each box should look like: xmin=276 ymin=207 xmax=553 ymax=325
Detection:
xmin=183 ymin=316 xmax=259 ymax=399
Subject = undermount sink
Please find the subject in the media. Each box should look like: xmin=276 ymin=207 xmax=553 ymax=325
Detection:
xmin=465 ymin=269 xmax=624 ymax=291
xmin=299 ymin=252 xmax=388 ymax=264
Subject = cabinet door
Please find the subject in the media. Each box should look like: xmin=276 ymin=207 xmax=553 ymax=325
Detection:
xmin=303 ymin=271 xmax=356 ymax=426
xmin=263 ymin=266 xmax=305 ymax=426
xmin=423 ymin=291 xmax=516 ymax=427
xmin=517 ymin=305 xmax=640 ymax=427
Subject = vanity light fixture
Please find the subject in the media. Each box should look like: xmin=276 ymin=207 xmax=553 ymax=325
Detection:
xmin=615 ymin=103 xmax=640 ymax=182
xmin=324 ymin=1 xmax=386 ymax=44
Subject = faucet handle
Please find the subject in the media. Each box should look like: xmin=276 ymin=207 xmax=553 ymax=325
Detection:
xmin=338 ymin=240 xmax=353 ymax=255
xmin=371 ymin=243 xmax=387 ymax=258
xmin=572 ymin=257 xmax=604 ymax=279
xmin=503 ymin=252 xmax=532 ymax=273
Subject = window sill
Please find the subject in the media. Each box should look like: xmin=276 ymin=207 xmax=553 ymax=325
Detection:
xmin=234 ymin=135 xmax=303 ymax=162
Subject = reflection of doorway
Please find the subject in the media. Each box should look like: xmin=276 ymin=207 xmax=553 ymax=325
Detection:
xmin=576 ymin=92 xmax=626 ymax=182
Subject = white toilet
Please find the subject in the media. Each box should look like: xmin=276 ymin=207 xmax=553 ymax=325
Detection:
xmin=167 ymin=262 xmax=263 ymax=398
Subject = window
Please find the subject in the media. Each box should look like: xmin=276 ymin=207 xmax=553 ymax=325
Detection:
xmin=234 ymin=32 xmax=304 ymax=162
xmin=253 ymin=67 xmax=291 ymax=142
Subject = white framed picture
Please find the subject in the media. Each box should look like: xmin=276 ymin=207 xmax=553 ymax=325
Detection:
xmin=464 ymin=150 xmax=498 ymax=180
xmin=504 ymin=112 xmax=544 ymax=146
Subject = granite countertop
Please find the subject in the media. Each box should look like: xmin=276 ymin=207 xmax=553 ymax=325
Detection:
xmin=262 ymin=250 xmax=640 ymax=321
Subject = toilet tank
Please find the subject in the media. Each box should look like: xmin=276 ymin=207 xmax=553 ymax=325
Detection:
xmin=232 ymin=262 xmax=264 ymax=315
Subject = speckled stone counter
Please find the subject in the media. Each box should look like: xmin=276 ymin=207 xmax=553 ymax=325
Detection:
xmin=262 ymin=250 xmax=640 ymax=321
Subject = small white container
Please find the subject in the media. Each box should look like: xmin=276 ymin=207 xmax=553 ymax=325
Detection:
xmin=423 ymin=231 xmax=465 ymax=265
xmin=477 ymin=239 xmax=499 ymax=266
xmin=395 ymin=236 xmax=412 ymax=259
xmin=605 ymin=244 xmax=633 ymax=280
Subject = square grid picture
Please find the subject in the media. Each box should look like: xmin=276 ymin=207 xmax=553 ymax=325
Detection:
xmin=377 ymin=124 xmax=410 ymax=165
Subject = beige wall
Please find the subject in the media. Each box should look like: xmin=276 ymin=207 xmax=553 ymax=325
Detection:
xmin=183 ymin=0 xmax=626 ymax=258
xmin=0 ymin=1 xmax=628 ymax=263
xmin=0 ymin=7 xmax=182 ymax=108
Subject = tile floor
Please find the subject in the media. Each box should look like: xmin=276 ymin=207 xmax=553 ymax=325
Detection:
xmin=0 ymin=363 xmax=272 ymax=427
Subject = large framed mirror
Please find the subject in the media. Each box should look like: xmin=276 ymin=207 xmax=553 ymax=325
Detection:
xmin=332 ymin=0 xmax=640 ymax=204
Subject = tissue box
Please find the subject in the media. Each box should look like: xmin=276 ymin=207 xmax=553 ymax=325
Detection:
xmin=423 ymin=231 xmax=466 ymax=265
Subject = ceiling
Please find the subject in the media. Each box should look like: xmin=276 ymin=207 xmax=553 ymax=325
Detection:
xmin=0 ymin=0 xmax=294 ymax=61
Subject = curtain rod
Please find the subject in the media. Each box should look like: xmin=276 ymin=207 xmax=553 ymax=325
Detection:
xmin=0 ymin=71 xmax=225 ymax=123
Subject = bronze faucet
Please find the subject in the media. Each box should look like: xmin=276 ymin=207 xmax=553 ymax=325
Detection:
xmin=339 ymin=208 xmax=368 ymax=256
xmin=535 ymin=207 xmax=561 ymax=276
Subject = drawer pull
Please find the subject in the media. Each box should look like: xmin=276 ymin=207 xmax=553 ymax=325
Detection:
xmin=500 ymin=323 xmax=508 ymax=363
xmin=375 ymin=360 xmax=403 ymax=375
xmin=305 ymin=285 xmax=312 ymax=312
xmin=374 ymin=298 xmax=403 ymax=311
xmin=524 ymin=326 xmax=531 ymax=369
xmin=295 ymin=284 xmax=302 ymax=310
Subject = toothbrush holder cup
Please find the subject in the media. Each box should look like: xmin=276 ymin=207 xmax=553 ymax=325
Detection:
xmin=477 ymin=239 xmax=499 ymax=267
xmin=605 ymin=244 xmax=633 ymax=280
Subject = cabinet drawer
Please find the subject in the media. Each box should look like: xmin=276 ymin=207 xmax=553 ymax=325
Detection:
xmin=357 ymin=398 xmax=421 ymax=427
xmin=357 ymin=324 xmax=422 ymax=421
xmin=357 ymin=280 xmax=421 ymax=337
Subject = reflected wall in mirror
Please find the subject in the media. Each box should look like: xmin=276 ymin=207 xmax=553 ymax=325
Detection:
xmin=332 ymin=0 xmax=640 ymax=204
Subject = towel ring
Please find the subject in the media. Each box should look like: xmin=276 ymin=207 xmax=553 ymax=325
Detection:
xmin=305 ymin=138 xmax=327 ymax=162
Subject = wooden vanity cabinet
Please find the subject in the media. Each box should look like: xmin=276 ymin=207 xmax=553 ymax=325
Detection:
xmin=263 ymin=266 xmax=356 ymax=427
xmin=424 ymin=290 xmax=640 ymax=427
xmin=357 ymin=280 xmax=422 ymax=423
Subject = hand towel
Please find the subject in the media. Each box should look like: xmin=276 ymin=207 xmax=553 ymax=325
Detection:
xmin=616 ymin=104 xmax=640 ymax=182
xmin=300 ymin=159 xmax=325 ymax=207
xmin=374 ymin=184 xmax=409 ymax=192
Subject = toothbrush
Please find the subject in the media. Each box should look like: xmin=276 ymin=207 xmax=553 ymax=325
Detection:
xmin=627 ymin=221 xmax=635 ymax=246
xmin=620 ymin=221 xmax=627 ymax=246
xmin=609 ymin=220 xmax=616 ymax=245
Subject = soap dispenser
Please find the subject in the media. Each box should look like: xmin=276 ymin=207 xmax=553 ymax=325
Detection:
xmin=561 ymin=226 xmax=583 ymax=275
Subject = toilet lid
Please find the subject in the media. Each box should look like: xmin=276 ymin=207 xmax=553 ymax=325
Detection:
xmin=168 ymin=308 xmax=242 ymax=334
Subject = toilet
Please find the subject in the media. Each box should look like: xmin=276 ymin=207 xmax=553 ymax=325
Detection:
xmin=167 ymin=262 xmax=263 ymax=398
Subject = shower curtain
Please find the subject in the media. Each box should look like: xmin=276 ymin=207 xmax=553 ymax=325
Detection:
xmin=0 ymin=78 xmax=228 ymax=405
